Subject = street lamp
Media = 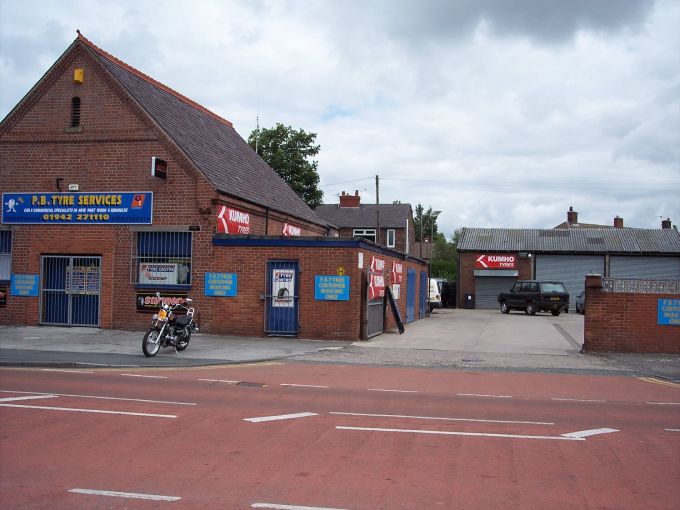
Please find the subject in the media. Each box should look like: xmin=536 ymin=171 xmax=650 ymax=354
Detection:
xmin=428 ymin=210 xmax=442 ymax=314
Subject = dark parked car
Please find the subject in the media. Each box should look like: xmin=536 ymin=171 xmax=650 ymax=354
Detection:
xmin=498 ymin=280 xmax=569 ymax=316
xmin=575 ymin=290 xmax=586 ymax=314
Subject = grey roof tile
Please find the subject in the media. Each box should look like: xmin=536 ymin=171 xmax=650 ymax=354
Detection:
xmin=315 ymin=203 xmax=413 ymax=228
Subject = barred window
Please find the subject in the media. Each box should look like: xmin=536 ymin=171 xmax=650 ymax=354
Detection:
xmin=71 ymin=97 xmax=81 ymax=127
xmin=131 ymin=231 xmax=192 ymax=286
xmin=0 ymin=230 xmax=11 ymax=281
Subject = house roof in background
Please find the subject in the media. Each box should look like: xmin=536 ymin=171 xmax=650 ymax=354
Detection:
xmin=315 ymin=203 xmax=413 ymax=228
xmin=77 ymin=33 xmax=327 ymax=228
xmin=458 ymin=228 xmax=680 ymax=255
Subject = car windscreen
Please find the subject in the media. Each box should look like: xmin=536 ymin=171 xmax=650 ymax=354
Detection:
xmin=541 ymin=282 xmax=567 ymax=293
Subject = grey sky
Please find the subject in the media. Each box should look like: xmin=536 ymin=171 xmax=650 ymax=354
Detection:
xmin=1 ymin=0 xmax=678 ymax=236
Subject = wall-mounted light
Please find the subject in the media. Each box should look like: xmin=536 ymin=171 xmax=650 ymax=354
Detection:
xmin=74 ymin=68 xmax=84 ymax=84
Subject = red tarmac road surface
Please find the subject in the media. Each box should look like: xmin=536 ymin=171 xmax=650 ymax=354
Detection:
xmin=1 ymin=362 xmax=679 ymax=509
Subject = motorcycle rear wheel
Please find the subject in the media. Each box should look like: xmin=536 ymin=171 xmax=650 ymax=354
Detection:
xmin=176 ymin=333 xmax=191 ymax=352
xmin=142 ymin=329 xmax=162 ymax=357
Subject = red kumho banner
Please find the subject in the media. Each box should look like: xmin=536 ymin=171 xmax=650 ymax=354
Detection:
xmin=217 ymin=206 xmax=250 ymax=234
xmin=475 ymin=254 xmax=516 ymax=269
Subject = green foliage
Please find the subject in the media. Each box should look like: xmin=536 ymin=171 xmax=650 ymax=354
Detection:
xmin=414 ymin=204 xmax=439 ymax=243
xmin=431 ymin=228 xmax=462 ymax=281
xmin=248 ymin=123 xmax=324 ymax=209
xmin=431 ymin=259 xmax=456 ymax=281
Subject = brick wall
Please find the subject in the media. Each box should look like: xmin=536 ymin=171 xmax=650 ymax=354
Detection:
xmin=583 ymin=275 xmax=680 ymax=353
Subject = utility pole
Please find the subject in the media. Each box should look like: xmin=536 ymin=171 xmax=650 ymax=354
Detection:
xmin=375 ymin=174 xmax=380 ymax=246
xmin=255 ymin=115 xmax=260 ymax=155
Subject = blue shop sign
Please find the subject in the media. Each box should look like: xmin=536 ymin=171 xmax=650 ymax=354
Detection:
xmin=2 ymin=192 xmax=153 ymax=224
xmin=205 ymin=272 xmax=237 ymax=297
xmin=10 ymin=274 xmax=39 ymax=297
xmin=315 ymin=275 xmax=350 ymax=301
xmin=658 ymin=298 xmax=680 ymax=326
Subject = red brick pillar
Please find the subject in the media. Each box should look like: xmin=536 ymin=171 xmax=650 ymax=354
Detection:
xmin=582 ymin=274 xmax=602 ymax=352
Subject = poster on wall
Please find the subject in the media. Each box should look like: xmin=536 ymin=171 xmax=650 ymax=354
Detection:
xmin=139 ymin=263 xmax=178 ymax=285
xmin=272 ymin=269 xmax=295 ymax=307
xmin=369 ymin=256 xmax=386 ymax=301
xmin=217 ymin=206 xmax=251 ymax=234
xmin=0 ymin=286 xmax=6 ymax=307
xmin=282 ymin=223 xmax=301 ymax=236
xmin=136 ymin=292 xmax=188 ymax=312
xmin=205 ymin=272 xmax=237 ymax=297
xmin=315 ymin=275 xmax=350 ymax=301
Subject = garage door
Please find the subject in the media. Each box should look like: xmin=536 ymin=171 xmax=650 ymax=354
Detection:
xmin=535 ymin=255 xmax=604 ymax=309
xmin=610 ymin=256 xmax=680 ymax=279
xmin=475 ymin=277 xmax=516 ymax=309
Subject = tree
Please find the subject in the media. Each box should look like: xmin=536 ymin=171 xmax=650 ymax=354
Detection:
xmin=248 ymin=123 xmax=323 ymax=208
xmin=414 ymin=204 xmax=439 ymax=244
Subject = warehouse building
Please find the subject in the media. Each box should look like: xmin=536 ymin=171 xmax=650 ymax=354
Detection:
xmin=457 ymin=218 xmax=680 ymax=310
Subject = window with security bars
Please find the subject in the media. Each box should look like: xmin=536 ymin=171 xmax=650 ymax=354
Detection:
xmin=0 ymin=230 xmax=11 ymax=281
xmin=131 ymin=231 xmax=192 ymax=286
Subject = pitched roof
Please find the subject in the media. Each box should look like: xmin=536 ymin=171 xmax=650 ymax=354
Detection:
xmin=77 ymin=33 xmax=327 ymax=228
xmin=458 ymin=228 xmax=680 ymax=255
xmin=315 ymin=203 xmax=413 ymax=228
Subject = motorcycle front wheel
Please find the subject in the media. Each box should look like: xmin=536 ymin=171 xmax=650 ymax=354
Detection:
xmin=142 ymin=329 xmax=162 ymax=357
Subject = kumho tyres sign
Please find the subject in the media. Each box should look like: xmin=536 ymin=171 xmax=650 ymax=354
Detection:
xmin=2 ymin=192 xmax=153 ymax=224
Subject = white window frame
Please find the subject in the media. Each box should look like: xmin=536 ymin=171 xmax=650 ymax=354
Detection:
xmin=386 ymin=229 xmax=396 ymax=248
xmin=353 ymin=228 xmax=376 ymax=243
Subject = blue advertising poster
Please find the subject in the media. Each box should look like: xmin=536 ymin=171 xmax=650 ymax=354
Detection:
xmin=658 ymin=298 xmax=680 ymax=326
xmin=10 ymin=274 xmax=39 ymax=297
xmin=205 ymin=272 xmax=237 ymax=297
xmin=2 ymin=192 xmax=153 ymax=224
xmin=315 ymin=275 xmax=350 ymax=301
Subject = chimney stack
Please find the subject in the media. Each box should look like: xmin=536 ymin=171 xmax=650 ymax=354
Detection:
xmin=662 ymin=218 xmax=672 ymax=229
xmin=614 ymin=216 xmax=624 ymax=228
xmin=339 ymin=190 xmax=361 ymax=208
xmin=567 ymin=206 xmax=578 ymax=225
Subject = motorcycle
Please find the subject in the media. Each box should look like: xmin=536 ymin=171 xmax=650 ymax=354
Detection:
xmin=142 ymin=293 xmax=198 ymax=357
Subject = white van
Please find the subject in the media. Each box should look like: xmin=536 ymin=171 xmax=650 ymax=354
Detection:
xmin=428 ymin=278 xmax=442 ymax=312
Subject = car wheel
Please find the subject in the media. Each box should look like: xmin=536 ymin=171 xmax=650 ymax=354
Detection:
xmin=500 ymin=301 xmax=510 ymax=314
xmin=526 ymin=302 xmax=537 ymax=316
xmin=551 ymin=309 xmax=560 ymax=316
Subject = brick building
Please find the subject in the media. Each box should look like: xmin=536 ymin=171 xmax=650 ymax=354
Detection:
xmin=0 ymin=33 xmax=427 ymax=339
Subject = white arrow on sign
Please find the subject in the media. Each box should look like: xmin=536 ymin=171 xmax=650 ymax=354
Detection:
xmin=476 ymin=255 xmax=488 ymax=268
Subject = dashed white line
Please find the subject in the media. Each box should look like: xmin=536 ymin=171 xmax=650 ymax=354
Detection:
xmin=0 ymin=394 xmax=58 ymax=403
xmin=561 ymin=428 xmax=619 ymax=439
xmin=368 ymin=388 xmax=419 ymax=393
xmin=244 ymin=412 xmax=318 ymax=423
xmin=0 ymin=390 xmax=195 ymax=406
xmin=646 ymin=401 xmax=680 ymax=406
xmin=42 ymin=369 xmax=93 ymax=374
xmin=551 ymin=398 xmax=606 ymax=403
xmin=281 ymin=384 xmax=330 ymax=389
xmin=120 ymin=374 xmax=168 ymax=379
xmin=197 ymin=379 xmax=240 ymax=384
xmin=69 ymin=488 xmax=180 ymax=501
xmin=336 ymin=426 xmax=583 ymax=441
xmin=0 ymin=404 xmax=176 ymax=418
xmin=252 ymin=503 xmax=348 ymax=510
xmin=457 ymin=393 xmax=512 ymax=399
xmin=330 ymin=412 xmax=554 ymax=425
xmin=665 ymin=428 xmax=680 ymax=432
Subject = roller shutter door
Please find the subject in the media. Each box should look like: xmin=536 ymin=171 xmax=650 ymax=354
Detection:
xmin=475 ymin=277 xmax=516 ymax=309
xmin=535 ymin=255 xmax=604 ymax=308
xmin=610 ymin=256 xmax=680 ymax=279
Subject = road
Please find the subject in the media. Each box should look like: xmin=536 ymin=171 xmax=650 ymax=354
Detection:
xmin=1 ymin=362 xmax=679 ymax=509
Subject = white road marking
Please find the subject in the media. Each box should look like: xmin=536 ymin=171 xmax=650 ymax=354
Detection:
xmin=252 ymin=503 xmax=348 ymax=510
xmin=646 ymin=401 xmax=680 ymax=406
xmin=69 ymin=488 xmax=180 ymax=501
xmin=244 ymin=412 xmax=318 ymax=423
xmin=120 ymin=374 xmax=168 ymax=379
xmin=457 ymin=393 xmax=512 ymax=399
xmin=0 ymin=394 xmax=58 ymax=403
xmin=281 ymin=384 xmax=330 ymax=389
xmin=665 ymin=428 xmax=680 ymax=432
xmin=198 ymin=379 xmax=240 ymax=384
xmin=551 ymin=398 xmax=606 ymax=403
xmin=330 ymin=412 xmax=554 ymax=425
xmin=367 ymin=388 xmax=418 ymax=393
xmin=0 ymin=390 xmax=195 ymax=406
xmin=337 ymin=425 xmax=583 ymax=441
xmin=561 ymin=428 xmax=619 ymax=439
xmin=42 ymin=369 xmax=93 ymax=374
xmin=0 ymin=403 xmax=176 ymax=418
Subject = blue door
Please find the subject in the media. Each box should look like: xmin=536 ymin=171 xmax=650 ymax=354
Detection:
xmin=265 ymin=261 xmax=299 ymax=335
xmin=419 ymin=271 xmax=427 ymax=318
xmin=406 ymin=269 xmax=416 ymax=323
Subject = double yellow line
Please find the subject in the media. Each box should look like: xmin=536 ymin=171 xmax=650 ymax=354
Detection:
xmin=638 ymin=376 xmax=680 ymax=389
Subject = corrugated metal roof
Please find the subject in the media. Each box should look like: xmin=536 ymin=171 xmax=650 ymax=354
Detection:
xmin=458 ymin=228 xmax=680 ymax=255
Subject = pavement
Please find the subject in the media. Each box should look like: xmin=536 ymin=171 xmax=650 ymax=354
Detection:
xmin=1 ymin=308 xmax=679 ymax=381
